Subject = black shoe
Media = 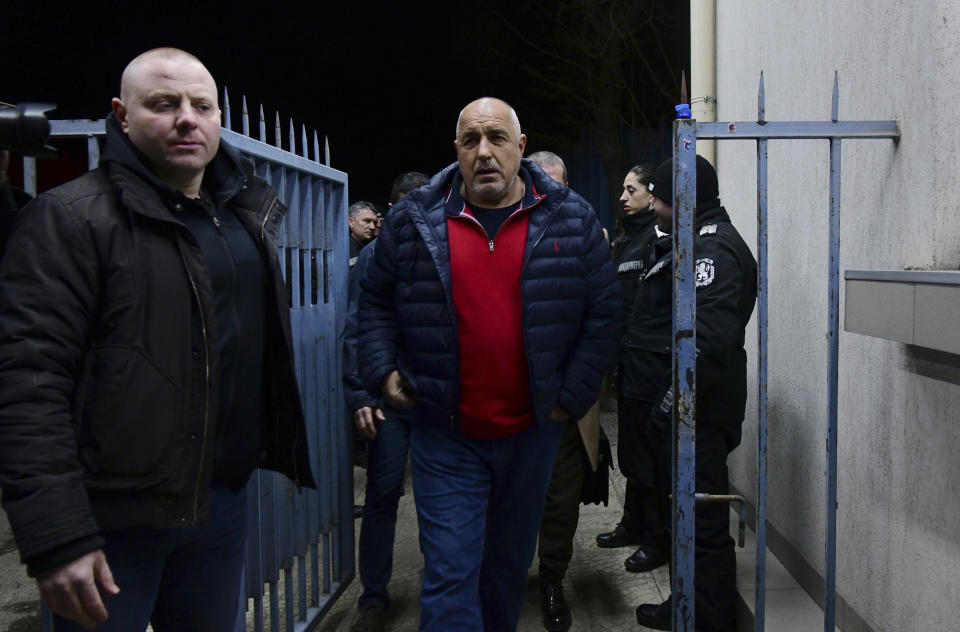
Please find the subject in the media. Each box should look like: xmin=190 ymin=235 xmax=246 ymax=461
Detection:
xmin=353 ymin=504 xmax=364 ymax=520
xmin=349 ymin=605 xmax=385 ymax=632
xmin=636 ymin=600 xmax=671 ymax=630
xmin=596 ymin=523 xmax=643 ymax=548
xmin=624 ymin=545 xmax=669 ymax=572
xmin=540 ymin=578 xmax=572 ymax=632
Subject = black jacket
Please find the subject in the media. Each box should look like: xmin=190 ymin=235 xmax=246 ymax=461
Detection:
xmin=612 ymin=210 xmax=659 ymax=358
xmin=0 ymin=117 xmax=315 ymax=575
xmin=622 ymin=200 xmax=757 ymax=448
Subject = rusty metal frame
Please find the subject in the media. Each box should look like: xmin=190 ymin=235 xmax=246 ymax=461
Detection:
xmin=668 ymin=72 xmax=899 ymax=632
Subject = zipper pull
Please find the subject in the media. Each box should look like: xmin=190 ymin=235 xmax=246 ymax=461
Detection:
xmin=489 ymin=239 xmax=494 ymax=252
xmin=212 ymin=216 xmax=221 ymax=229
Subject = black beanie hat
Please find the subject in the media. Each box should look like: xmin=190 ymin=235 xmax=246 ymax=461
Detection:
xmin=647 ymin=154 xmax=719 ymax=206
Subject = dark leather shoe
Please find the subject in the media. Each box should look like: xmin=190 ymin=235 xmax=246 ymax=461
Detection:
xmin=636 ymin=600 xmax=671 ymax=630
xmin=624 ymin=544 xmax=669 ymax=572
xmin=350 ymin=605 xmax=385 ymax=632
xmin=540 ymin=578 xmax=572 ymax=632
xmin=595 ymin=523 xmax=643 ymax=548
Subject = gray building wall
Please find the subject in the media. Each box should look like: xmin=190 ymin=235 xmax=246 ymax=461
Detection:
xmin=714 ymin=2 xmax=960 ymax=630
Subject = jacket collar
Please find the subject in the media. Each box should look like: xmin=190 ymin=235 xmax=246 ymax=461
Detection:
xmin=99 ymin=114 xmax=251 ymax=219
xmin=621 ymin=209 xmax=656 ymax=235
xmin=442 ymin=162 xmax=549 ymax=218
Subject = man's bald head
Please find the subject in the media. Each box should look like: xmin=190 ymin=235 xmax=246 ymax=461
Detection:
xmin=455 ymin=98 xmax=521 ymax=140
xmin=119 ymin=48 xmax=215 ymax=104
xmin=111 ymin=48 xmax=221 ymax=197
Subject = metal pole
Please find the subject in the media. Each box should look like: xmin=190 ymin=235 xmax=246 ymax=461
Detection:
xmin=755 ymin=72 xmax=769 ymax=632
xmin=672 ymin=118 xmax=698 ymax=632
xmin=86 ymin=137 xmax=99 ymax=171
xmin=22 ymin=157 xmax=36 ymax=197
xmin=825 ymin=72 xmax=841 ymax=632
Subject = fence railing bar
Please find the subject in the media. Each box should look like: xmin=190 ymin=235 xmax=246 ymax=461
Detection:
xmin=824 ymin=71 xmax=842 ymax=632
xmin=223 ymin=87 xmax=232 ymax=132
xmin=275 ymin=112 xmax=282 ymax=150
xmin=695 ymin=120 xmax=899 ymax=140
xmin=259 ymin=104 xmax=267 ymax=144
xmin=242 ymin=95 xmax=250 ymax=138
xmin=324 ymin=136 xmax=331 ymax=167
xmin=754 ymin=70 xmax=769 ymax=632
xmin=22 ymin=157 xmax=36 ymax=197
xmin=289 ymin=119 xmax=297 ymax=158
xmin=672 ymin=118 xmax=698 ymax=632
xmin=313 ymin=131 xmax=320 ymax=164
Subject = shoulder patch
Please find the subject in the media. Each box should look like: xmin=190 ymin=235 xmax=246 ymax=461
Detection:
xmin=695 ymin=258 xmax=715 ymax=287
xmin=617 ymin=260 xmax=645 ymax=274
xmin=699 ymin=224 xmax=718 ymax=236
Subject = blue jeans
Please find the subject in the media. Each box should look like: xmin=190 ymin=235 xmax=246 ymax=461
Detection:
xmin=53 ymin=485 xmax=247 ymax=632
xmin=358 ymin=413 xmax=412 ymax=610
xmin=411 ymin=418 xmax=564 ymax=632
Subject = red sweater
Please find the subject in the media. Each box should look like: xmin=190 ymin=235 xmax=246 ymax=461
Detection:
xmin=447 ymin=205 xmax=534 ymax=440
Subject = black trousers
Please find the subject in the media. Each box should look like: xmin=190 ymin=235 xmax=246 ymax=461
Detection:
xmin=538 ymin=418 xmax=586 ymax=578
xmin=618 ymin=395 xmax=669 ymax=549
xmin=653 ymin=420 xmax=737 ymax=632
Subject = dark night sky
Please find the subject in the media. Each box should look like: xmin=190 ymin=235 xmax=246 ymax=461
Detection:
xmin=2 ymin=1 xmax=687 ymax=210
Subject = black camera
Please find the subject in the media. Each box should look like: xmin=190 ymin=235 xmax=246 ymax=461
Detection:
xmin=0 ymin=102 xmax=56 ymax=157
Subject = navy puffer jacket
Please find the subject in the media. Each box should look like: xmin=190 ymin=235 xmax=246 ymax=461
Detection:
xmin=359 ymin=160 xmax=621 ymax=427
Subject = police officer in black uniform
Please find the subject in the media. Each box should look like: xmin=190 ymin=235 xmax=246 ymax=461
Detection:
xmin=596 ymin=164 xmax=671 ymax=575
xmin=627 ymin=156 xmax=757 ymax=632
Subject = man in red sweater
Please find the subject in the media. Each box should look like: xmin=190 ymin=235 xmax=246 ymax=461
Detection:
xmin=361 ymin=98 xmax=620 ymax=631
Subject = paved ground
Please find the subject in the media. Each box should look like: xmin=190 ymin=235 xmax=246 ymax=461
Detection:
xmin=0 ymin=513 xmax=41 ymax=631
xmin=0 ymin=401 xmax=669 ymax=632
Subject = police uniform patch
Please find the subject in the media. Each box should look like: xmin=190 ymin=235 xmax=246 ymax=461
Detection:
xmin=695 ymin=258 xmax=715 ymax=287
xmin=645 ymin=258 xmax=668 ymax=279
xmin=699 ymin=223 xmax=718 ymax=236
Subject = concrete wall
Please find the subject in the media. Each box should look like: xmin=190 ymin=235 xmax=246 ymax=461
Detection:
xmin=714 ymin=2 xmax=960 ymax=630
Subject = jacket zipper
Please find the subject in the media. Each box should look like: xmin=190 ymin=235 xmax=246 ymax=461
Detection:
xmin=178 ymin=242 xmax=210 ymax=522
xmin=261 ymin=198 xmax=279 ymax=244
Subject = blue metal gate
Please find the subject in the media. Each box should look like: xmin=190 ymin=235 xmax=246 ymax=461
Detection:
xmin=667 ymin=72 xmax=899 ymax=632
xmin=30 ymin=89 xmax=354 ymax=632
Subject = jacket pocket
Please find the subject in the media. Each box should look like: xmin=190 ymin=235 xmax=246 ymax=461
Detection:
xmin=76 ymin=346 xmax=183 ymax=482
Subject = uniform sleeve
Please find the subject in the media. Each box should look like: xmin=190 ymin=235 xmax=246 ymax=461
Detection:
xmin=555 ymin=204 xmax=623 ymax=420
xmin=693 ymin=234 xmax=752 ymax=362
xmin=0 ymin=192 xmax=105 ymax=571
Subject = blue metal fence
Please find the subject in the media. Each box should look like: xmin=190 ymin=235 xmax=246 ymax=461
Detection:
xmin=668 ymin=72 xmax=899 ymax=632
xmin=32 ymin=89 xmax=353 ymax=631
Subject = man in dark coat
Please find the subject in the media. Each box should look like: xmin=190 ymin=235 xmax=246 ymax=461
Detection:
xmin=626 ymin=156 xmax=757 ymax=632
xmin=0 ymin=48 xmax=314 ymax=631
xmin=359 ymin=98 xmax=621 ymax=632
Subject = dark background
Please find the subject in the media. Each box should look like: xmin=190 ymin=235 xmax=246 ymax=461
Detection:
xmin=2 ymin=0 xmax=688 ymax=226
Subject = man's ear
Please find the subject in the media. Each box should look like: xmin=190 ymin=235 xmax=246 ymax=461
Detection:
xmin=518 ymin=134 xmax=527 ymax=154
xmin=111 ymin=98 xmax=129 ymax=133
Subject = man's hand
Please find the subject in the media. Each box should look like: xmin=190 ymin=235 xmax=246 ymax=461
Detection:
xmin=549 ymin=404 xmax=570 ymax=422
xmin=381 ymin=370 xmax=417 ymax=408
xmin=37 ymin=550 xmax=119 ymax=630
xmin=354 ymin=406 xmax=386 ymax=439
